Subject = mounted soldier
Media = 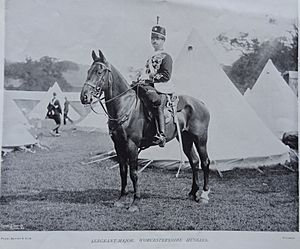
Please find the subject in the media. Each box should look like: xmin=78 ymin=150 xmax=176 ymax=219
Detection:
xmin=80 ymin=19 xmax=210 ymax=211
xmin=135 ymin=17 xmax=174 ymax=147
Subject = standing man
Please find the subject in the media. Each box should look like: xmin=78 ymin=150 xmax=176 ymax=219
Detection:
xmin=63 ymin=96 xmax=73 ymax=125
xmin=138 ymin=18 xmax=174 ymax=147
xmin=49 ymin=92 xmax=62 ymax=136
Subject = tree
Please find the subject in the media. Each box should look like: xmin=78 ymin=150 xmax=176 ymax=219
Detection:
xmin=217 ymin=25 xmax=298 ymax=93
xmin=289 ymin=24 xmax=298 ymax=70
xmin=4 ymin=56 xmax=76 ymax=91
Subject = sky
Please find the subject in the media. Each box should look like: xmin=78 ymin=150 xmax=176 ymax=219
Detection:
xmin=168 ymin=0 xmax=297 ymax=19
xmin=4 ymin=0 xmax=298 ymax=76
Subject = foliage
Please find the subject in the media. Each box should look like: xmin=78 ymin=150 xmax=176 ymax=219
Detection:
xmin=4 ymin=56 xmax=79 ymax=91
xmin=216 ymin=32 xmax=260 ymax=55
xmin=217 ymin=25 xmax=298 ymax=93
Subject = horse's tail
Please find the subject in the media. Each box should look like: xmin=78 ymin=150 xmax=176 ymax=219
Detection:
xmin=178 ymin=95 xmax=210 ymax=129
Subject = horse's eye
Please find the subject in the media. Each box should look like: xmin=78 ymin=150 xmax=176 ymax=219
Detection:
xmin=97 ymin=71 xmax=102 ymax=76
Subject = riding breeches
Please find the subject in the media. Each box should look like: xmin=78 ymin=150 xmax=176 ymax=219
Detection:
xmin=137 ymin=84 xmax=161 ymax=109
xmin=135 ymin=84 xmax=167 ymax=135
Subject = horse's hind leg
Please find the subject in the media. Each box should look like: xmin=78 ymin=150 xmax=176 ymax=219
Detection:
xmin=194 ymin=135 xmax=210 ymax=203
xmin=181 ymin=132 xmax=200 ymax=202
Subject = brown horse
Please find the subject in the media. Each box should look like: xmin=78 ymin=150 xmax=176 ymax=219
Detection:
xmin=81 ymin=50 xmax=210 ymax=212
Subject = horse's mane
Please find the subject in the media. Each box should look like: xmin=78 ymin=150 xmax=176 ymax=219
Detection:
xmin=92 ymin=58 xmax=130 ymax=88
xmin=110 ymin=64 xmax=130 ymax=88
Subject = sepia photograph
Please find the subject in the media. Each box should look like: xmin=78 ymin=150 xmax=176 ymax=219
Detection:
xmin=0 ymin=0 xmax=299 ymax=248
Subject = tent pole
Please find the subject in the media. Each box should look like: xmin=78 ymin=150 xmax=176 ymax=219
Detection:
xmin=255 ymin=167 xmax=264 ymax=174
xmin=36 ymin=142 xmax=50 ymax=151
xmin=138 ymin=160 xmax=153 ymax=174
xmin=173 ymin=99 xmax=185 ymax=178
xmin=216 ymin=169 xmax=223 ymax=178
xmin=282 ymin=164 xmax=295 ymax=172
xmin=89 ymin=149 xmax=115 ymax=159
xmin=110 ymin=163 xmax=119 ymax=169
xmin=81 ymin=155 xmax=117 ymax=165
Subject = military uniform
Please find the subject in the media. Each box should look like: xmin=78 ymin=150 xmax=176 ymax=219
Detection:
xmin=63 ymin=98 xmax=73 ymax=125
xmin=50 ymin=97 xmax=62 ymax=124
xmin=49 ymin=93 xmax=62 ymax=135
xmin=137 ymin=23 xmax=173 ymax=147
xmin=144 ymin=50 xmax=173 ymax=93
xmin=139 ymin=51 xmax=173 ymax=103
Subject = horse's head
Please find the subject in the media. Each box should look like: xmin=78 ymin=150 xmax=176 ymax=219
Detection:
xmin=81 ymin=50 xmax=111 ymax=105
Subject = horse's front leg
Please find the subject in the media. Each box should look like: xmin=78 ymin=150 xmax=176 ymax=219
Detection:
xmin=114 ymin=156 xmax=128 ymax=207
xmin=127 ymin=140 xmax=140 ymax=212
xmin=113 ymin=142 xmax=129 ymax=208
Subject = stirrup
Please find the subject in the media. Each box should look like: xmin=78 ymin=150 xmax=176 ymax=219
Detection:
xmin=153 ymin=134 xmax=166 ymax=147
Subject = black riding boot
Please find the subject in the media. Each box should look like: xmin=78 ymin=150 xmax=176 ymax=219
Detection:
xmin=157 ymin=107 xmax=166 ymax=147
xmin=153 ymin=96 xmax=166 ymax=147
xmin=153 ymin=117 xmax=166 ymax=147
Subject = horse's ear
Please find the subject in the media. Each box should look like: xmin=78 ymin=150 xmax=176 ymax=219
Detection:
xmin=92 ymin=50 xmax=98 ymax=61
xmin=98 ymin=50 xmax=107 ymax=62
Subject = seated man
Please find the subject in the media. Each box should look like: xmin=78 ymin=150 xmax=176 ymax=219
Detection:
xmin=135 ymin=21 xmax=174 ymax=147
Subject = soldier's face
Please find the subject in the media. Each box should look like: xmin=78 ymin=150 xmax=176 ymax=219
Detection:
xmin=151 ymin=37 xmax=165 ymax=51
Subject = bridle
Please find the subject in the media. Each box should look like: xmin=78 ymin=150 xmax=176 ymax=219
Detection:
xmin=83 ymin=61 xmax=138 ymax=126
xmin=84 ymin=62 xmax=111 ymax=100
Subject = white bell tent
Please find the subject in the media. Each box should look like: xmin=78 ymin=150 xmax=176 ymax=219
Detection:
xmin=139 ymin=29 xmax=289 ymax=171
xmin=245 ymin=59 xmax=298 ymax=138
xmin=2 ymin=94 xmax=36 ymax=148
xmin=243 ymin=87 xmax=251 ymax=97
xmin=28 ymin=82 xmax=80 ymax=121
xmin=76 ymin=102 xmax=109 ymax=133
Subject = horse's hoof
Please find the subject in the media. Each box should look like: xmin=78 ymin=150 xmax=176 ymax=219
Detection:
xmin=188 ymin=192 xmax=199 ymax=202
xmin=114 ymin=201 xmax=125 ymax=208
xmin=128 ymin=205 xmax=139 ymax=212
xmin=200 ymin=189 xmax=210 ymax=204
xmin=200 ymin=198 xmax=209 ymax=204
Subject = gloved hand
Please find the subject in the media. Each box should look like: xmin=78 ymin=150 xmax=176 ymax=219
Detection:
xmin=130 ymin=81 xmax=139 ymax=87
xmin=143 ymin=79 xmax=153 ymax=85
xmin=131 ymin=79 xmax=152 ymax=87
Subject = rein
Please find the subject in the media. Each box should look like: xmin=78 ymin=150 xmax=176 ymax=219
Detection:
xmin=98 ymin=91 xmax=138 ymax=125
xmin=84 ymin=62 xmax=138 ymax=126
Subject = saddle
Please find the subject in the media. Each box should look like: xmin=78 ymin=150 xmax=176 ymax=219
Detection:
xmin=141 ymin=93 xmax=179 ymax=125
xmin=164 ymin=94 xmax=179 ymax=124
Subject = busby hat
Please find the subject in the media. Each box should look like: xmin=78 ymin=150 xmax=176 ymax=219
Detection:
xmin=151 ymin=16 xmax=166 ymax=39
